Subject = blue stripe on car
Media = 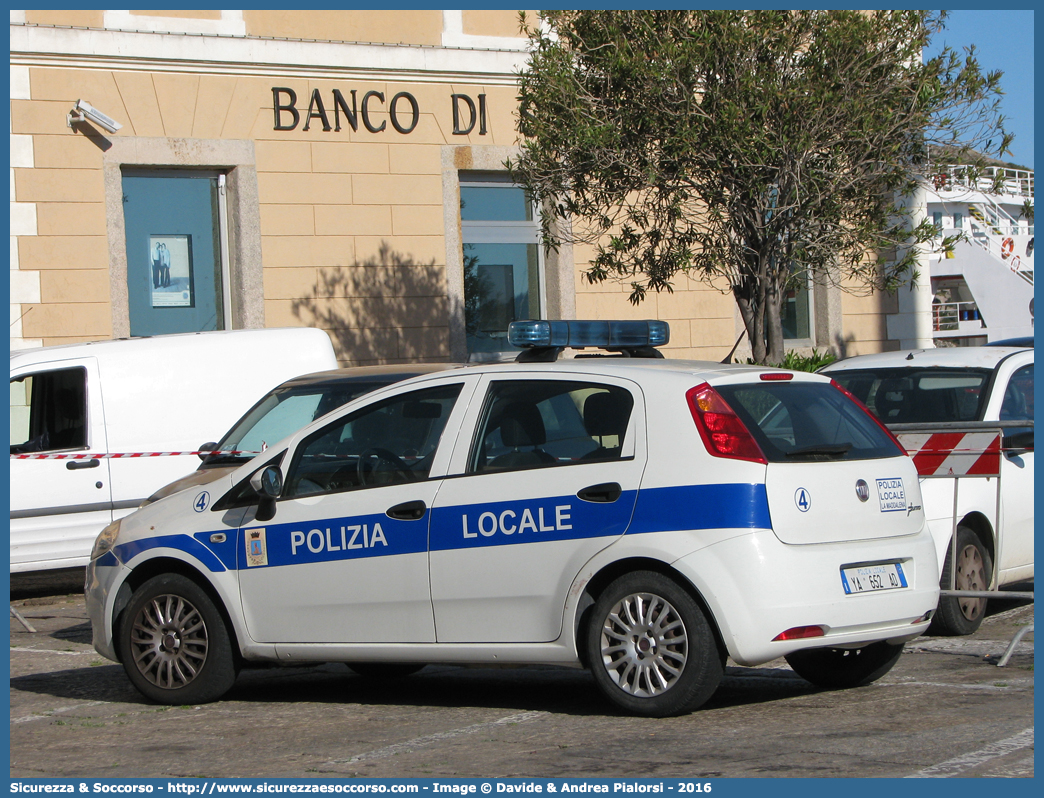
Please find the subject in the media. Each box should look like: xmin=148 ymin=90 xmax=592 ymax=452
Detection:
xmin=117 ymin=483 xmax=771 ymax=571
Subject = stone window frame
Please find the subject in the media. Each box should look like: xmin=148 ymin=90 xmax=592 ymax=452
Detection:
xmin=103 ymin=138 xmax=264 ymax=337
xmin=441 ymin=144 xmax=575 ymax=362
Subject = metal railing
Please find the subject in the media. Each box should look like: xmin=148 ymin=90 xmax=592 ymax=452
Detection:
xmin=932 ymin=301 xmax=981 ymax=331
xmin=931 ymin=164 xmax=1035 ymax=200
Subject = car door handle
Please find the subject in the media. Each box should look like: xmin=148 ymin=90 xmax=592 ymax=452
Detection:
xmin=577 ymin=482 xmax=622 ymax=503
xmin=386 ymin=500 xmax=427 ymax=521
xmin=66 ymin=459 xmax=100 ymax=470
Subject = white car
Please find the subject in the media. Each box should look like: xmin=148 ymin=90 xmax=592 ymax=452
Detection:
xmin=86 ymin=321 xmax=939 ymax=717
xmin=823 ymin=345 xmax=1034 ymax=635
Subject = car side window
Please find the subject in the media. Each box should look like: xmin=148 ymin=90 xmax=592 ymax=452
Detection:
xmin=10 ymin=367 xmax=88 ymax=454
xmin=283 ymin=384 xmax=463 ymax=498
xmin=469 ymin=380 xmax=634 ymax=474
xmin=1000 ymin=364 xmax=1034 ymax=422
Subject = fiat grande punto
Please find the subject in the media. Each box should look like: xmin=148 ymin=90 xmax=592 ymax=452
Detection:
xmin=87 ymin=321 xmax=940 ymax=717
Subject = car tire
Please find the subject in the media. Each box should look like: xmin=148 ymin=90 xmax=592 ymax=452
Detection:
xmin=586 ymin=571 xmax=723 ymax=717
xmin=117 ymin=573 xmax=236 ymax=705
xmin=785 ymin=641 xmax=904 ymax=689
xmin=346 ymin=663 xmax=426 ymax=678
xmin=928 ymin=525 xmax=993 ymax=636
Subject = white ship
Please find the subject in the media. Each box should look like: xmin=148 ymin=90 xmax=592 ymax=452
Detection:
xmin=926 ymin=160 xmax=1034 ymax=345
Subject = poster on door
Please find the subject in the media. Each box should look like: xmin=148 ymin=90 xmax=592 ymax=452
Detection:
xmin=149 ymin=234 xmax=194 ymax=308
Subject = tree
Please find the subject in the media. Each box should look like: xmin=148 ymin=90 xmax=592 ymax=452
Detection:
xmin=509 ymin=10 xmax=1012 ymax=363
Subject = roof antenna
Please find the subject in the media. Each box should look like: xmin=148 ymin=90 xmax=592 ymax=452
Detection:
xmin=905 ymin=352 xmax=915 ymax=360
xmin=722 ymin=328 xmax=748 ymax=364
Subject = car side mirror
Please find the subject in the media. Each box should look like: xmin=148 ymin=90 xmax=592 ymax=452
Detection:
xmin=249 ymin=465 xmax=283 ymax=522
xmin=198 ymin=441 xmax=218 ymax=461
xmin=1003 ymin=429 xmax=1034 ymax=455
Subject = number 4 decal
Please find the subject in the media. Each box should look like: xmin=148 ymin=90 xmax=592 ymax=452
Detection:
xmin=193 ymin=491 xmax=211 ymax=513
xmin=794 ymin=487 xmax=811 ymax=513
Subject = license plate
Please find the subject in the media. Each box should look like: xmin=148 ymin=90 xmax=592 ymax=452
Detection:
xmin=841 ymin=562 xmax=908 ymax=595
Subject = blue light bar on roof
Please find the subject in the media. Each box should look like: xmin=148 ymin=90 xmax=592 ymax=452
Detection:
xmin=507 ymin=320 xmax=670 ymax=349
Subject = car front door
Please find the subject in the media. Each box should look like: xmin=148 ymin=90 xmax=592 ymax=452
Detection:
xmin=428 ymin=375 xmax=646 ymax=643
xmin=236 ymin=379 xmax=474 ymax=644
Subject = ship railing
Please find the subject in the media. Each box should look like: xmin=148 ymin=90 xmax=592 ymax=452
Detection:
xmin=932 ymin=301 xmax=982 ymax=331
xmin=930 ymin=164 xmax=1034 ymax=200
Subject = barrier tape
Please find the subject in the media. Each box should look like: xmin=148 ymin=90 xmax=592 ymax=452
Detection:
xmin=11 ymin=449 xmax=260 ymax=460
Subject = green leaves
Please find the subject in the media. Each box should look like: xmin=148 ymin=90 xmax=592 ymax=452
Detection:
xmin=510 ymin=10 xmax=1011 ymax=362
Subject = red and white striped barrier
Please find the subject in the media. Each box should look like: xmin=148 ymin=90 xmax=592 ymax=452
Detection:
xmin=11 ymin=449 xmax=259 ymax=461
xmin=897 ymin=432 xmax=1001 ymax=477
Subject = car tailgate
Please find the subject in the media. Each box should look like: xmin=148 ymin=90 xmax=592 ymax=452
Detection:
xmin=765 ymin=458 xmax=924 ymax=544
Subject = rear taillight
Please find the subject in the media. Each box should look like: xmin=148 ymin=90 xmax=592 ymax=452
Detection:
xmin=830 ymin=379 xmax=907 ymax=455
xmin=686 ymin=383 xmax=767 ymax=464
xmin=773 ymin=625 xmax=826 ymax=642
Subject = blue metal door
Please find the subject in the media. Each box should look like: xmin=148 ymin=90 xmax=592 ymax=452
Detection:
xmin=122 ymin=173 xmax=224 ymax=335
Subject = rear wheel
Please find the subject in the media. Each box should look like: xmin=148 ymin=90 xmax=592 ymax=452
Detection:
xmin=117 ymin=574 xmax=236 ymax=704
xmin=586 ymin=571 xmax=723 ymax=717
xmin=785 ymin=641 xmax=903 ymax=689
xmin=929 ymin=525 xmax=992 ymax=636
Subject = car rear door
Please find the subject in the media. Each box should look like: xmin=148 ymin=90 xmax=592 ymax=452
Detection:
xmin=428 ymin=373 xmax=646 ymax=643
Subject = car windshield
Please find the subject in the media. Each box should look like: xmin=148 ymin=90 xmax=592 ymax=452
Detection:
xmin=715 ymin=381 xmax=903 ymax=462
xmin=828 ymin=368 xmax=992 ymax=425
xmin=206 ymin=381 xmax=394 ymax=465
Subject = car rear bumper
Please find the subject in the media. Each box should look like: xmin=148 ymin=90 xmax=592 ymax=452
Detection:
xmin=672 ymin=525 xmax=940 ymax=666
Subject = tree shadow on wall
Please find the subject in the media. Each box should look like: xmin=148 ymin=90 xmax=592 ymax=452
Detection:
xmin=290 ymin=242 xmax=464 ymax=365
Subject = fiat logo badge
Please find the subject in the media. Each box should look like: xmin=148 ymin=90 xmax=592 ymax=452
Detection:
xmin=855 ymin=479 xmax=870 ymax=502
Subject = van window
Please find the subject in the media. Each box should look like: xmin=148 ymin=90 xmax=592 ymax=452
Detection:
xmin=1000 ymin=364 xmax=1033 ymax=422
xmin=830 ymin=368 xmax=992 ymax=423
xmin=10 ymin=367 xmax=88 ymax=453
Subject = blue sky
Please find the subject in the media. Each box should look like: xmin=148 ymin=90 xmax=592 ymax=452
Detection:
xmin=927 ymin=9 xmax=1035 ymax=169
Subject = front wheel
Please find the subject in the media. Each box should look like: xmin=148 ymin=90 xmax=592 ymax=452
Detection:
xmin=586 ymin=571 xmax=723 ymax=717
xmin=785 ymin=641 xmax=903 ymax=689
xmin=117 ymin=573 xmax=237 ymax=704
xmin=929 ymin=525 xmax=992 ymax=636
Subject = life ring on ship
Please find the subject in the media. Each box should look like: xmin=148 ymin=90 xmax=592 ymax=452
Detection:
xmin=1009 ymin=256 xmax=1021 ymax=272
xmin=1001 ymin=237 xmax=1014 ymax=259
xmin=932 ymin=173 xmax=950 ymax=191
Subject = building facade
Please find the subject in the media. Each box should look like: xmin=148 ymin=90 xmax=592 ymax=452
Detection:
xmin=11 ymin=10 xmax=902 ymax=364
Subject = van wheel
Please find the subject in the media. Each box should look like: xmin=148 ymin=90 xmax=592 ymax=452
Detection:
xmin=785 ymin=641 xmax=903 ymax=689
xmin=929 ymin=526 xmax=992 ymax=636
xmin=346 ymin=663 xmax=426 ymax=678
xmin=118 ymin=574 xmax=236 ymax=704
xmin=586 ymin=571 xmax=723 ymax=717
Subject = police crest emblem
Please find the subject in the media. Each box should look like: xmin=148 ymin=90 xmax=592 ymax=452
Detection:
xmin=245 ymin=527 xmax=268 ymax=567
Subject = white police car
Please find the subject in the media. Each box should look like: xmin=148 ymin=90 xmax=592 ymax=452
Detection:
xmin=86 ymin=321 xmax=940 ymax=717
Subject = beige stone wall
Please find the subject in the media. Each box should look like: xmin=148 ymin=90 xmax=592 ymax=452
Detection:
xmin=242 ymin=10 xmax=444 ymax=46
xmin=12 ymin=61 xmax=519 ymax=360
xmin=572 ymin=242 xmax=738 ymax=362
xmin=24 ymin=11 xmax=105 ymax=28
xmin=840 ymin=289 xmax=901 ymax=356
xmin=462 ymin=10 xmax=536 ymax=38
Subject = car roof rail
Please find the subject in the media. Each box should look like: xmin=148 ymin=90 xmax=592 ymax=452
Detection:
xmin=508 ymin=320 xmax=670 ymax=363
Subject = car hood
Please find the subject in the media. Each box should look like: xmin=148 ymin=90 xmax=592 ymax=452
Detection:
xmin=144 ymin=466 xmax=238 ymax=505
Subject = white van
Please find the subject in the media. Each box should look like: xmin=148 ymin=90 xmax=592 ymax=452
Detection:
xmin=10 ymin=328 xmax=338 ymax=573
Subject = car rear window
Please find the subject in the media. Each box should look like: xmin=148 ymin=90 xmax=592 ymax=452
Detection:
xmin=715 ymin=381 xmax=903 ymax=462
xmin=828 ymin=368 xmax=991 ymax=424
